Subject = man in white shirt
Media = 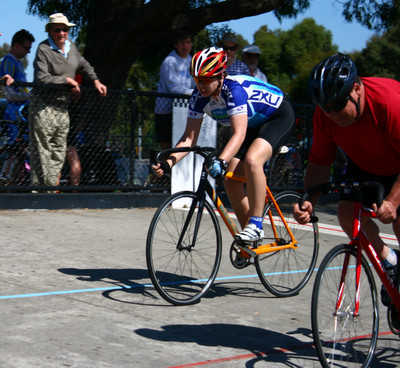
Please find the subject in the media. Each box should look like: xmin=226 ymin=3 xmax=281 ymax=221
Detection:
xmin=154 ymin=27 xmax=195 ymax=149
xmin=241 ymin=45 xmax=268 ymax=83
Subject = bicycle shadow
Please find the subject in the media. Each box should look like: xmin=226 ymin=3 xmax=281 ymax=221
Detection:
xmin=371 ymin=336 xmax=400 ymax=367
xmin=135 ymin=323 xmax=400 ymax=367
xmin=135 ymin=323 xmax=318 ymax=367
xmin=58 ymin=268 xmax=268 ymax=305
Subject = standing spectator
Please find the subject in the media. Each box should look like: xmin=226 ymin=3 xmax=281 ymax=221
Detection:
xmin=154 ymin=27 xmax=195 ymax=150
xmin=217 ymin=32 xmax=250 ymax=76
xmin=0 ymin=29 xmax=35 ymax=144
xmin=29 ymin=13 xmax=107 ymax=188
xmin=216 ymin=33 xmax=250 ymax=159
xmin=241 ymin=45 xmax=268 ymax=83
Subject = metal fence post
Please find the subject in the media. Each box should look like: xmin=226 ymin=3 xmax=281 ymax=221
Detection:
xmin=130 ymin=93 xmax=137 ymax=188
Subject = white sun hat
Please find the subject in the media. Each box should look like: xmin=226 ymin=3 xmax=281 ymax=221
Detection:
xmin=45 ymin=13 xmax=76 ymax=32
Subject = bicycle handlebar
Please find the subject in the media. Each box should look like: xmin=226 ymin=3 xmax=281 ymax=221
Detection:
xmin=155 ymin=146 xmax=218 ymax=164
xmin=299 ymin=181 xmax=385 ymax=209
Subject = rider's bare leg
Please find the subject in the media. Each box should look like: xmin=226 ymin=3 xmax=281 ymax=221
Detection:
xmin=243 ymin=138 xmax=273 ymax=218
xmin=223 ymin=158 xmax=249 ymax=229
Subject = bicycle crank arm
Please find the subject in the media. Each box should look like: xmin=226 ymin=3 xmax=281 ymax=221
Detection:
xmin=254 ymin=242 xmax=298 ymax=255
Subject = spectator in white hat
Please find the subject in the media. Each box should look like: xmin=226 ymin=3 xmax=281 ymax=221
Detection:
xmin=29 ymin=13 xmax=107 ymax=189
xmin=242 ymin=45 xmax=268 ymax=83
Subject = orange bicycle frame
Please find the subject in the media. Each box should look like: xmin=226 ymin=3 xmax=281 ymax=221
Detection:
xmin=207 ymin=171 xmax=298 ymax=257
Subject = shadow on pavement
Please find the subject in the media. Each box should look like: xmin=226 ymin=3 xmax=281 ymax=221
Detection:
xmin=135 ymin=323 xmax=317 ymax=367
xmin=58 ymin=268 xmax=270 ymax=305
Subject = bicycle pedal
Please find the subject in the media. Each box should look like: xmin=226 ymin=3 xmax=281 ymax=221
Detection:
xmin=236 ymin=243 xmax=257 ymax=258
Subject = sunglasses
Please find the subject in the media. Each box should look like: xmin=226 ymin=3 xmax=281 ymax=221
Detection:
xmin=193 ymin=77 xmax=216 ymax=85
xmin=222 ymin=45 xmax=237 ymax=52
xmin=52 ymin=27 xmax=70 ymax=33
xmin=21 ymin=45 xmax=31 ymax=51
xmin=244 ymin=53 xmax=259 ymax=59
xmin=320 ymin=96 xmax=349 ymax=113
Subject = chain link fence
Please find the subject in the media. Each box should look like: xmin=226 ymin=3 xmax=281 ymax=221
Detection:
xmin=0 ymin=80 xmax=325 ymax=193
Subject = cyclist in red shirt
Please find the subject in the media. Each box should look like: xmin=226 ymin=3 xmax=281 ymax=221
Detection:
xmin=293 ymin=53 xmax=400 ymax=306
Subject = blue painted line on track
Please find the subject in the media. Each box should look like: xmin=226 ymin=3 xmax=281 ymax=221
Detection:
xmin=0 ymin=264 xmax=360 ymax=300
xmin=0 ymin=273 xmax=263 ymax=300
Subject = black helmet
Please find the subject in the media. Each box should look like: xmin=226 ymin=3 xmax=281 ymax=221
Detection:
xmin=308 ymin=53 xmax=357 ymax=108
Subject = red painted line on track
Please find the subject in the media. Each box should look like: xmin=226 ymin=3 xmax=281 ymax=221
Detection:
xmin=164 ymin=330 xmax=396 ymax=368
xmin=164 ymin=342 xmax=314 ymax=368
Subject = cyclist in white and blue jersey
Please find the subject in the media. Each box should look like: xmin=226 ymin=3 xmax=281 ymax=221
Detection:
xmin=153 ymin=47 xmax=295 ymax=242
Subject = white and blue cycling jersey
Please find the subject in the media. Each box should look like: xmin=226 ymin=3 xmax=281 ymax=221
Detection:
xmin=187 ymin=75 xmax=284 ymax=128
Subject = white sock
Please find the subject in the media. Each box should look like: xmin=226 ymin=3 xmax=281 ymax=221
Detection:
xmin=383 ymin=248 xmax=398 ymax=269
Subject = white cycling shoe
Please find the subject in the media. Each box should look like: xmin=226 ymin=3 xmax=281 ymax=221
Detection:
xmin=234 ymin=223 xmax=264 ymax=243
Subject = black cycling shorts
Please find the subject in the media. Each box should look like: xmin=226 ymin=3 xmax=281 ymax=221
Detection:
xmin=340 ymin=158 xmax=400 ymax=215
xmin=234 ymin=96 xmax=295 ymax=161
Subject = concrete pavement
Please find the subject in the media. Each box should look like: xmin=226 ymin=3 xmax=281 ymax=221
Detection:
xmin=0 ymin=205 xmax=398 ymax=367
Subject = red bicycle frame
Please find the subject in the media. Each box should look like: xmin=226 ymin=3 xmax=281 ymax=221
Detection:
xmin=336 ymin=200 xmax=400 ymax=318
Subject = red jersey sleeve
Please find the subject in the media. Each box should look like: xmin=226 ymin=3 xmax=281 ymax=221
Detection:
xmin=308 ymin=106 xmax=338 ymax=166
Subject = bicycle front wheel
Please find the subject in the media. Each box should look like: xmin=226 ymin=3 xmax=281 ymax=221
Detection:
xmin=255 ymin=190 xmax=319 ymax=297
xmin=146 ymin=191 xmax=222 ymax=306
xmin=311 ymin=244 xmax=378 ymax=368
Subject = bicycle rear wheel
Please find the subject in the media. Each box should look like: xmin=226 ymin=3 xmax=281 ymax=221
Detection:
xmin=146 ymin=191 xmax=222 ymax=306
xmin=311 ymin=244 xmax=378 ymax=368
xmin=255 ymin=191 xmax=319 ymax=297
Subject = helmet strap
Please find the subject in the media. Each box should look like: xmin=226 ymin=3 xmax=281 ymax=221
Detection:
xmin=349 ymin=95 xmax=361 ymax=119
xmin=212 ymin=81 xmax=222 ymax=97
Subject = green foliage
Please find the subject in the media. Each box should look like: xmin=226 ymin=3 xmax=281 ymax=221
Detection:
xmin=27 ymin=0 xmax=95 ymax=37
xmin=0 ymin=42 xmax=10 ymax=60
xmin=251 ymin=18 xmax=338 ymax=103
xmin=124 ymin=23 xmax=233 ymax=136
xmin=351 ymin=24 xmax=400 ymax=80
xmin=192 ymin=24 xmax=233 ymax=53
xmin=342 ymin=0 xmax=400 ymax=31
xmin=253 ymin=26 xmax=282 ymax=81
xmin=273 ymin=0 xmax=311 ymax=21
xmin=123 ymin=61 xmax=160 ymax=136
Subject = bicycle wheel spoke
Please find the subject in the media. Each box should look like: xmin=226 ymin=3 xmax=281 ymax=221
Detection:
xmin=255 ymin=191 xmax=319 ymax=297
xmin=312 ymin=245 xmax=378 ymax=368
xmin=146 ymin=193 xmax=222 ymax=305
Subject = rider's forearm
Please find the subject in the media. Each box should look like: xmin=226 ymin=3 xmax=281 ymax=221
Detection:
xmin=166 ymin=118 xmax=201 ymax=168
xmin=219 ymin=131 xmax=245 ymax=163
xmin=385 ymin=173 xmax=400 ymax=209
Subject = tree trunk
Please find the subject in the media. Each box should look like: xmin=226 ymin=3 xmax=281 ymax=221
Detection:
xmin=84 ymin=0 xmax=287 ymax=90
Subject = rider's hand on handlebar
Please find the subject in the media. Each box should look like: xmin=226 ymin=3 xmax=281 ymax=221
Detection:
xmin=372 ymin=200 xmax=397 ymax=224
xmin=207 ymin=158 xmax=227 ymax=179
xmin=293 ymin=201 xmax=313 ymax=224
xmin=151 ymin=160 xmax=171 ymax=178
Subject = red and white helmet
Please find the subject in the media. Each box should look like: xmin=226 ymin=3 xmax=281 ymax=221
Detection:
xmin=190 ymin=47 xmax=228 ymax=78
